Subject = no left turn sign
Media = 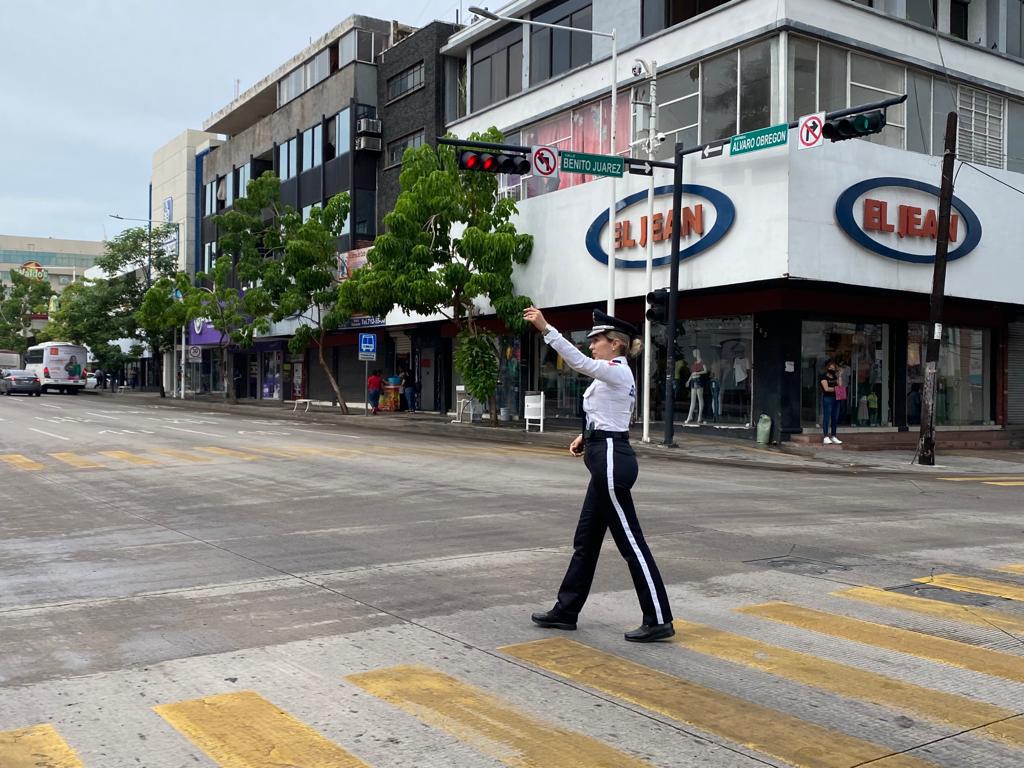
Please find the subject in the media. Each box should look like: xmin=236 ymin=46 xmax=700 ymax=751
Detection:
xmin=531 ymin=145 xmax=560 ymax=180
xmin=798 ymin=112 xmax=825 ymax=150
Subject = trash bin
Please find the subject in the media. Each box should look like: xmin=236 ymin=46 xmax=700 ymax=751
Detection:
xmin=756 ymin=413 xmax=772 ymax=445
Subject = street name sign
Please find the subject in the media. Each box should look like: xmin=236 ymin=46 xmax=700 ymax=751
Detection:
xmin=560 ymin=150 xmax=625 ymax=178
xmin=729 ymin=123 xmax=788 ymax=156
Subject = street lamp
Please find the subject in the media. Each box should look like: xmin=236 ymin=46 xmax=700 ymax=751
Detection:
xmin=468 ymin=6 xmax=620 ymax=313
xmin=633 ymin=58 xmax=658 ymax=443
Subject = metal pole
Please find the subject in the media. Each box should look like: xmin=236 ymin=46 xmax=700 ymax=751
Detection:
xmin=364 ymin=360 xmax=369 ymax=415
xmin=180 ymin=325 xmax=186 ymax=398
xmin=917 ymin=111 xmax=958 ymax=466
xmin=664 ymin=142 xmax=683 ymax=446
xmin=642 ymin=62 xmax=658 ymax=443
xmin=606 ymin=29 xmax=618 ymax=314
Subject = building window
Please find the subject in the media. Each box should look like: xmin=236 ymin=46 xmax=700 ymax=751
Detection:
xmin=470 ymin=26 xmax=523 ymax=111
xmin=642 ymin=0 xmax=730 ymax=38
xmin=336 ymin=107 xmax=351 ymax=157
xmin=906 ymin=0 xmax=936 ymax=27
xmin=957 ymin=86 xmax=1004 ymax=168
xmin=1009 ymin=101 xmax=1024 ymax=174
xmin=204 ymin=180 xmax=217 ymax=216
xmin=700 ymin=38 xmax=778 ymax=144
xmin=387 ymin=62 xmax=424 ymax=101
xmin=236 ymin=163 xmax=251 ymax=200
xmin=277 ymin=49 xmax=330 ymax=107
xmin=949 ymin=0 xmax=969 ymax=40
xmin=647 ymin=64 xmax=699 ymax=161
xmin=302 ymin=124 xmax=323 ymax=171
xmin=386 ymin=130 xmax=425 ymax=167
xmin=278 ymin=137 xmax=298 ymax=180
xmin=530 ymin=0 xmax=591 ymax=86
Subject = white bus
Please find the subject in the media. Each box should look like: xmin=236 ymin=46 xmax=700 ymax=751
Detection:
xmin=24 ymin=342 xmax=89 ymax=395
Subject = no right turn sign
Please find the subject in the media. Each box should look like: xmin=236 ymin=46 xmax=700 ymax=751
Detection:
xmin=798 ymin=112 xmax=826 ymax=150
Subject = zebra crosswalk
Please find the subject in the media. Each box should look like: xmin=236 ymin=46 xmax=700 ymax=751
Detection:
xmin=3 ymin=565 xmax=1023 ymax=767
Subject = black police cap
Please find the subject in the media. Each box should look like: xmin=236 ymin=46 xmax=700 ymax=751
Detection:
xmin=587 ymin=309 xmax=639 ymax=339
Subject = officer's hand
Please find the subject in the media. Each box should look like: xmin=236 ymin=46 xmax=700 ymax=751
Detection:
xmin=523 ymin=306 xmax=548 ymax=333
xmin=569 ymin=434 xmax=584 ymax=457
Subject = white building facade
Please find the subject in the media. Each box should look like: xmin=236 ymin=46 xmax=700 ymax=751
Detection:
xmin=429 ymin=0 xmax=1024 ymax=437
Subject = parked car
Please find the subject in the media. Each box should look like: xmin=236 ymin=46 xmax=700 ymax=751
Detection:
xmin=85 ymin=373 xmax=98 ymax=390
xmin=1 ymin=369 xmax=42 ymax=396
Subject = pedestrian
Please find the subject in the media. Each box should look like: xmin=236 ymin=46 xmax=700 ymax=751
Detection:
xmin=820 ymin=359 xmax=843 ymax=445
xmin=367 ymin=369 xmax=383 ymax=414
xmin=522 ymin=306 xmax=675 ymax=643
xmin=404 ymin=367 xmax=417 ymax=413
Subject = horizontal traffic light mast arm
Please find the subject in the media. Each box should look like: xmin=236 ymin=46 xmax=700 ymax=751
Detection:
xmin=437 ymin=137 xmax=532 ymax=154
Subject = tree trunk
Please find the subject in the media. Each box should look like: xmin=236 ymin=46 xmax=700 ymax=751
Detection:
xmin=154 ymin=342 xmax=166 ymax=398
xmin=317 ymin=334 xmax=349 ymax=414
xmin=223 ymin=344 xmax=235 ymax=403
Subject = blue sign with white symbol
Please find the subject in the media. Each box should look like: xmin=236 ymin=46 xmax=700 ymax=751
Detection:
xmin=358 ymin=333 xmax=377 ymax=361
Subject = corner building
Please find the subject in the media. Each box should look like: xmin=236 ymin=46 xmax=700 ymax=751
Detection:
xmin=441 ymin=0 xmax=1024 ymax=440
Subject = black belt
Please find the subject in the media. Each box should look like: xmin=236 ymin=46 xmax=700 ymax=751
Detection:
xmin=584 ymin=429 xmax=629 ymax=441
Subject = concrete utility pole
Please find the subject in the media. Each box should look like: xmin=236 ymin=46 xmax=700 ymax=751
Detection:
xmin=917 ymin=111 xmax=958 ymax=466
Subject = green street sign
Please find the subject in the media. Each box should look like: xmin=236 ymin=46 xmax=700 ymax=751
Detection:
xmin=560 ymin=150 xmax=625 ymax=178
xmin=729 ymin=123 xmax=789 ymax=156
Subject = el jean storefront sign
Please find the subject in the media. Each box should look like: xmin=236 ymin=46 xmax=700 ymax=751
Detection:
xmin=835 ymin=177 xmax=982 ymax=264
xmin=586 ymin=185 xmax=735 ymax=268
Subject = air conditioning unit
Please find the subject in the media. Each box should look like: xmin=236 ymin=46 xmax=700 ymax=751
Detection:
xmin=356 ymin=117 xmax=382 ymax=135
xmin=355 ymin=136 xmax=382 ymax=152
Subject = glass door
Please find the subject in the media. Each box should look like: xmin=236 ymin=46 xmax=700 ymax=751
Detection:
xmin=801 ymin=321 xmax=889 ymax=428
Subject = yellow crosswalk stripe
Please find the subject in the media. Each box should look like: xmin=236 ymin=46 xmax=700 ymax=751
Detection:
xmin=0 ymin=454 xmax=44 ymax=471
xmin=739 ymin=602 xmax=1024 ymax=683
xmin=246 ymin=445 xmax=311 ymax=458
xmin=998 ymin=564 xmax=1024 ymax=575
xmin=152 ymin=448 xmax=211 ymax=462
xmin=99 ymin=450 xmax=160 ymax=466
xmin=984 ymin=481 xmax=1024 ymax=486
xmin=939 ymin=476 xmax=1024 ymax=482
xmin=49 ymin=452 xmax=104 ymax=469
xmin=500 ymin=638 xmax=936 ymax=768
xmin=913 ymin=573 xmax=1024 ymax=602
xmin=348 ymin=664 xmax=652 ymax=768
xmin=837 ymin=586 xmax=1024 ymax=636
xmin=0 ymin=723 xmax=84 ymax=767
xmin=195 ymin=446 xmax=262 ymax=461
xmin=154 ymin=690 xmax=369 ymax=768
xmin=670 ymin=619 xmax=1024 ymax=749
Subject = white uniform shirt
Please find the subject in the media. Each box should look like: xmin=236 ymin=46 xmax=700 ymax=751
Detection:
xmin=543 ymin=326 xmax=635 ymax=432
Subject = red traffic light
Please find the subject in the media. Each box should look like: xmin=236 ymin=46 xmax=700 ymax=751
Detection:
xmin=458 ymin=149 xmax=532 ymax=175
xmin=481 ymin=154 xmax=497 ymax=171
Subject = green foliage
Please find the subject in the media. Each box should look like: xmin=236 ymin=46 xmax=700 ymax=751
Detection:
xmin=338 ymin=127 xmax=534 ymax=415
xmin=0 ymin=271 xmax=54 ymax=353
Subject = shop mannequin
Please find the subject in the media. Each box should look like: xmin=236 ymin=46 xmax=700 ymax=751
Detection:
xmin=684 ymin=348 xmax=707 ymax=424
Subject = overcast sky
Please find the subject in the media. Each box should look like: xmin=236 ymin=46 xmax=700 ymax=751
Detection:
xmin=0 ymin=0 xmax=465 ymax=243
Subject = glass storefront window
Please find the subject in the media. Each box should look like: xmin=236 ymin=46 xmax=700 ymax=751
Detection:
xmin=907 ymin=325 xmax=989 ymax=425
xmin=801 ymin=321 xmax=889 ymax=428
xmin=648 ymin=316 xmax=753 ymax=426
xmin=262 ymin=350 xmax=282 ymax=400
xmin=495 ymin=336 xmax=522 ymax=418
xmin=537 ymin=329 xmax=596 ymax=420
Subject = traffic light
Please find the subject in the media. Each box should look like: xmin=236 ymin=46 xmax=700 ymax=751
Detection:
xmin=458 ymin=150 xmax=531 ymax=175
xmin=646 ymin=288 xmax=670 ymax=323
xmin=822 ymin=110 xmax=886 ymax=142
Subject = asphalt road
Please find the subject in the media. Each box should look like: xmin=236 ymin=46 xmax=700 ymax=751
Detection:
xmin=1 ymin=392 xmax=1022 ymax=767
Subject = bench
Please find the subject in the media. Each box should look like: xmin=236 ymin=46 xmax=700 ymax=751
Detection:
xmin=291 ymin=398 xmax=337 ymax=413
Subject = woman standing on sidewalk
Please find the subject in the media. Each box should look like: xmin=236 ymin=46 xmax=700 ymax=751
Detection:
xmin=820 ymin=360 xmax=843 ymax=445
xmin=522 ymin=306 xmax=675 ymax=643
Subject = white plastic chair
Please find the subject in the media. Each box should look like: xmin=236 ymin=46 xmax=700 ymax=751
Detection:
xmin=524 ymin=392 xmax=545 ymax=432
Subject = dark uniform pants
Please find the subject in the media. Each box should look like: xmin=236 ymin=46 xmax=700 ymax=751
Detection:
xmin=554 ymin=437 xmax=673 ymax=626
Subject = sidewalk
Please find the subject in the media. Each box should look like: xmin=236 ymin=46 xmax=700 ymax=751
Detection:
xmin=106 ymin=390 xmax=1024 ymax=477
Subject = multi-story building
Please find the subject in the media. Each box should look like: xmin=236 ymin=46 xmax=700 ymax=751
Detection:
xmin=433 ymin=0 xmax=1024 ymax=440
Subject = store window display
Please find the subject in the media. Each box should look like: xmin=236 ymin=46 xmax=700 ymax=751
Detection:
xmin=801 ymin=321 xmax=888 ymax=428
xmin=537 ymin=329 xmax=595 ymax=419
xmin=907 ymin=324 xmax=989 ymax=425
xmin=684 ymin=348 xmax=707 ymax=424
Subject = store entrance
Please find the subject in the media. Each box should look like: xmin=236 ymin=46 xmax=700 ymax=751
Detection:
xmin=801 ymin=321 xmax=889 ymax=428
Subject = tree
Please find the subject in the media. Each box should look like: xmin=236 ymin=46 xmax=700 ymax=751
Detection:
xmin=136 ymin=276 xmax=189 ymax=389
xmin=95 ymin=224 xmax=180 ymax=396
xmin=178 ymin=173 xmax=279 ymax=403
xmin=0 ymin=271 xmax=54 ymax=354
xmin=38 ymin=278 xmax=127 ymax=369
xmin=338 ymin=128 xmax=534 ymax=422
xmin=263 ymin=190 xmax=353 ymax=413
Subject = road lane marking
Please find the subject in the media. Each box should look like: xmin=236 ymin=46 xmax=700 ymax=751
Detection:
xmin=152 ymin=448 xmax=211 ymax=462
xmin=348 ymin=664 xmax=652 ymax=768
xmin=99 ymin=450 xmax=161 ymax=466
xmin=37 ymin=402 xmax=62 ymax=409
xmin=293 ymin=428 xmax=363 ymax=439
xmin=738 ymin=602 xmax=1024 ymax=683
xmin=499 ymin=639 xmax=936 ymax=768
xmin=837 ymin=586 xmax=1024 ymax=636
xmin=85 ymin=411 xmax=120 ymax=419
xmin=669 ymin=619 xmax=1024 ymax=749
xmin=49 ymin=452 xmax=104 ymax=469
xmin=0 ymin=723 xmax=84 ymax=767
xmin=246 ymin=446 xmax=311 ymax=458
xmin=162 ymin=425 xmax=223 ymax=437
xmin=28 ymin=427 xmax=69 ymax=441
xmin=155 ymin=690 xmax=369 ymax=768
xmin=0 ymin=454 xmax=45 ymax=471
xmin=913 ymin=573 xmax=1024 ymax=602
xmin=195 ymin=446 xmax=262 ymax=461
xmin=998 ymin=564 xmax=1024 ymax=575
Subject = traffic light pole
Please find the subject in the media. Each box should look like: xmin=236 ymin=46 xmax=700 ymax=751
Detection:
xmin=917 ymin=111 xmax=958 ymax=466
xmin=663 ymin=143 xmax=684 ymax=446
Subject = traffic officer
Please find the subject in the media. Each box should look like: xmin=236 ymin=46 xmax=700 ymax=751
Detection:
xmin=522 ymin=306 xmax=675 ymax=643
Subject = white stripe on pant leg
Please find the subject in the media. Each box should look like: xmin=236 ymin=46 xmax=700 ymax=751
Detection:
xmin=605 ymin=438 xmax=664 ymax=624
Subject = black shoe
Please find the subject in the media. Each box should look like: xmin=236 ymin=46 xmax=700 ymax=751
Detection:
xmin=624 ymin=622 xmax=675 ymax=643
xmin=531 ymin=610 xmax=577 ymax=631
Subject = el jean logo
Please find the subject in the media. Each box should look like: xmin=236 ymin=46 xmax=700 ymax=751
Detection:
xmin=586 ymin=185 xmax=735 ymax=269
xmin=835 ymin=177 xmax=982 ymax=264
